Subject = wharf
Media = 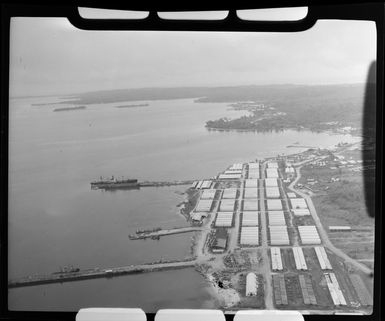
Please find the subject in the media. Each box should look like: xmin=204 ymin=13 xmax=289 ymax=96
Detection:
xmin=129 ymin=227 xmax=204 ymax=240
xmin=139 ymin=180 xmax=194 ymax=187
xmin=9 ymin=259 xmax=197 ymax=289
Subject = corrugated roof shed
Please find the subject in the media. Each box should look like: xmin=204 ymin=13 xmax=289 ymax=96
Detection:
xmin=266 ymin=186 xmax=280 ymax=198
xmin=267 ymin=199 xmax=283 ymax=210
xmin=243 ymin=199 xmax=259 ymax=211
xmin=244 ymin=188 xmax=259 ymax=199
xmin=245 ymin=179 xmax=258 ymax=188
xmin=242 ymin=211 xmax=259 ymax=226
xmin=265 ymin=178 xmax=278 ymax=187
xmin=246 ymin=273 xmax=257 ymax=296
xmin=222 ymin=188 xmax=237 ymax=199
xmin=219 ymin=199 xmax=236 ymax=211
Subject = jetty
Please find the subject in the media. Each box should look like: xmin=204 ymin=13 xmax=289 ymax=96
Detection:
xmin=9 ymin=259 xmax=197 ymax=288
xmin=138 ymin=180 xmax=194 ymax=187
xmin=129 ymin=226 xmax=204 ymax=240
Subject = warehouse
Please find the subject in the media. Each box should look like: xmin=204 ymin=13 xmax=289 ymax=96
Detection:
xmin=266 ymin=168 xmax=279 ymax=178
xmin=222 ymin=188 xmax=237 ymax=199
xmin=266 ymin=186 xmax=280 ymax=198
xmin=324 ymin=273 xmax=347 ymax=306
xmin=290 ymin=198 xmax=308 ymax=209
xmin=265 ymin=178 xmax=278 ymax=187
xmin=287 ymin=192 xmax=297 ymax=198
xmin=329 ymin=226 xmax=351 ymax=232
xmin=270 ymin=247 xmax=283 ymax=271
xmin=212 ymin=228 xmax=228 ymax=253
xmin=298 ymin=226 xmax=321 ymax=244
xmin=242 ymin=211 xmax=259 ymax=226
xmin=246 ymin=273 xmax=258 ymax=296
xmin=268 ymin=211 xmax=286 ymax=226
xmin=218 ymin=173 xmax=241 ymax=180
xmin=292 ymin=209 xmax=310 ymax=216
xmin=267 ymin=161 xmax=279 ymax=168
xmin=229 ymin=163 xmax=243 ymax=171
xmin=215 ymin=212 xmax=234 ymax=227
xmin=248 ymin=162 xmax=259 ymax=170
xmin=285 ymin=166 xmax=295 ymax=174
xmin=243 ymin=199 xmax=259 ymax=211
xmin=292 ymin=247 xmax=308 ymax=270
xmin=244 ymin=188 xmax=259 ymax=199
xmin=195 ymin=199 xmax=213 ymax=212
xmin=240 ymin=226 xmax=259 ymax=245
xmin=266 ymin=199 xmax=283 ymax=210
xmin=220 ymin=199 xmax=236 ymax=212
xmin=201 ymin=189 xmax=216 ymax=199
xmin=314 ymin=247 xmax=332 ymax=270
xmin=269 ymin=226 xmax=290 ymax=245
xmin=224 ymin=170 xmax=242 ymax=176
xmin=248 ymin=170 xmax=260 ymax=179
xmin=245 ymin=179 xmax=258 ymax=188
xmin=190 ymin=212 xmax=207 ymax=223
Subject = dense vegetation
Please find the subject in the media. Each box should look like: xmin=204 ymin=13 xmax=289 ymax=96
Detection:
xmin=61 ymin=83 xmax=375 ymax=134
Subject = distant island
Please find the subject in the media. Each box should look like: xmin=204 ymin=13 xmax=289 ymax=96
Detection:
xmin=115 ymin=103 xmax=149 ymax=109
xmin=53 ymin=106 xmax=86 ymax=112
xmin=51 ymin=83 xmax=374 ymax=135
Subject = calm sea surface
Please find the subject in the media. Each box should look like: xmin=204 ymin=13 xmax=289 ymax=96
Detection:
xmin=8 ymin=97 xmax=359 ymax=311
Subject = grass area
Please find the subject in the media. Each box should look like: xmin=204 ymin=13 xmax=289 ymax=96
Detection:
xmin=299 ymin=156 xmax=375 ymax=269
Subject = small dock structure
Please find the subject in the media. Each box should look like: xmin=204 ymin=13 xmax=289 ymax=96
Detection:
xmin=314 ymin=247 xmax=332 ymax=270
xmin=292 ymin=247 xmax=308 ymax=270
xmin=271 ymin=247 xmax=283 ymax=271
xmin=298 ymin=226 xmax=321 ymax=245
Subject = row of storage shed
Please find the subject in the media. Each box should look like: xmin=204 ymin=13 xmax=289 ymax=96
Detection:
xmin=298 ymin=226 xmax=321 ymax=244
xmin=240 ymin=226 xmax=259 ymax=245
xmin=270 ymin=247 xmax=283 ymax=271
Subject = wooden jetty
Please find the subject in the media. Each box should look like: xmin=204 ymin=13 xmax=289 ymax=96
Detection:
xmin=9 ymin=259 xmax=197 ymax=288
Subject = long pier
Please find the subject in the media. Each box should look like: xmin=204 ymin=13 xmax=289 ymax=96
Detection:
xmin=129 ymin=227 xmax=204 ymax=240
xmin=139 ymin=180 xmax=194 ymax=187
xmin=9 ymin=259 xmax=197 ymax=288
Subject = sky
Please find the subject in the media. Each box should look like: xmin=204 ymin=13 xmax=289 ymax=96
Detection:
xmin=9 ymin=14 xmax=376 ymax=97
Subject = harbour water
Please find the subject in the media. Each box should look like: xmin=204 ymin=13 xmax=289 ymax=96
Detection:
xmin=8 ymin=96 xmax=360 ymax=311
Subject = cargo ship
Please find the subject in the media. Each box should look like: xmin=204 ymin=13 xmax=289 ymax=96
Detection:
xmin=91 ymin=176 xmax=139 ymax=190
